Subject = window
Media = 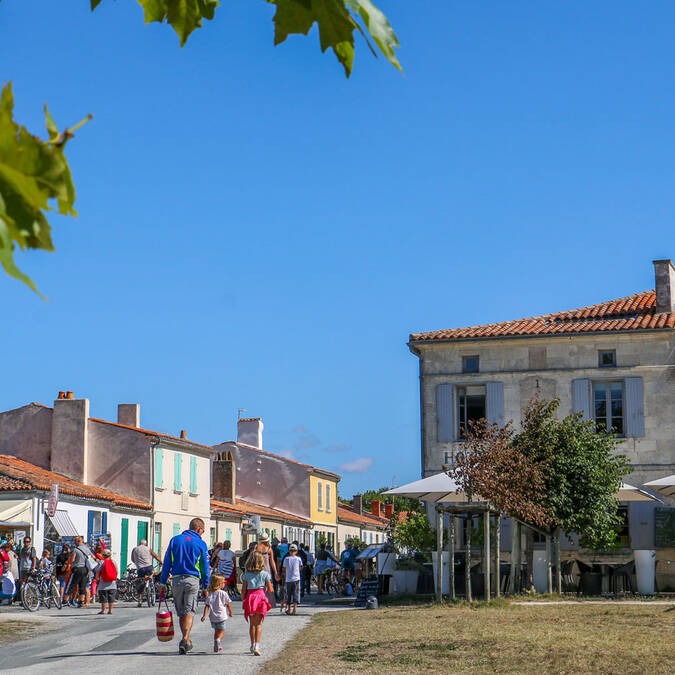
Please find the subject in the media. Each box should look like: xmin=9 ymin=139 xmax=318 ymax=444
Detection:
xmin=210 ymin=527 xmax=216 ymax=547
xmin=326 ymin=484 xmax=332 ymax=513
xmin=174 ymin=453 xmax=182 ymax=491
xmin=599 ymin=350 xmax=616 ymax=368
xmin=462 ymin=355 xmax=479 ymax=373
xmin=317 ymin=481 xmax=323 ymax=511
xmin=173 ymin=523 xmax=180 ymax=537
xmin=189 ymin=456 xmax=198 ymax=494
xmin=593 ymin=381 xmax=624 ymax=436
xmin=154 ymin=449 xmax=163 ymax=488
xmin=153 ymin=522 xmax=162 ymax=556
xmin=457 ymin=385 xmax=486 ymax=438
xmin=226 ymin=528 xmax=232 ymax=542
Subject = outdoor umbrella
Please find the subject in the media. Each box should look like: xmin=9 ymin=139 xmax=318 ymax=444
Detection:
xmin=615 ymin=483 xmax=661 ymax=502
xmin=643 ymin=475 xmax=675 ymax=499
xmin=383 ymin=472 xmax=484 ymax=503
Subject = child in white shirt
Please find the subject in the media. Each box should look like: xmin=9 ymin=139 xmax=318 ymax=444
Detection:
xmin=201 ymin=574 xmax=233 ymax=654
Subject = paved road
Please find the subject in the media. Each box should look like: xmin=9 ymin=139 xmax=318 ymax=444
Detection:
xmin=0 ymin=596 xmax=342 ymax=673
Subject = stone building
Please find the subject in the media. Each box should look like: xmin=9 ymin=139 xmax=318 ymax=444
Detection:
xmin=408 ymin=259 xmax=675 ymax=555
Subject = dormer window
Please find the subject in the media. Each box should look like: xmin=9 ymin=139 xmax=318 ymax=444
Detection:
xmin=599 ymin=350 xmax=616 ymax=368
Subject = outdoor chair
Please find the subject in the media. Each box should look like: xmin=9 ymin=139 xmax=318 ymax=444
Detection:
xmin=612 ymin=560 xmax=635 ymax=594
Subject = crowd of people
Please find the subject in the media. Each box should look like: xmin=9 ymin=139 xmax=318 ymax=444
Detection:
xmin=1 ymin=524 xmax=364 ymax=657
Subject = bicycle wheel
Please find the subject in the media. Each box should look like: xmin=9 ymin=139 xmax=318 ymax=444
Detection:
xmin=146 ymin=580 xmax=156 ymax=607
xmin=50 ymin=581 xmax=62 ymax=609
xmin=21 ymin=582 xmax=40 ymax=612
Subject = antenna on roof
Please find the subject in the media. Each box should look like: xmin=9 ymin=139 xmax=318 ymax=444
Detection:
xmin=237 ymin=408 xmax=246 ymax=420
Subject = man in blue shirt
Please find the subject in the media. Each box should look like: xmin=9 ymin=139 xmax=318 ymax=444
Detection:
xmin=159 ymin=518 xmax=210 ymax=655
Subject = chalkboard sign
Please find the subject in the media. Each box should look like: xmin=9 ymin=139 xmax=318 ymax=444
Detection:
xmin=655 ymin=508 xmax=675 ymax=548
xmin=354 ymin=577 xmax=381 ymax=608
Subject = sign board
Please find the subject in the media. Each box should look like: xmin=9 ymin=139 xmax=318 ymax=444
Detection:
xmin=353 ymin=576 xmax=381 ymax=608
xmin=47 ymin=483 xmax=59 ymax=517
xmin=89 ymin=532 xmax=111 ymax=550
xmin=655 ymin=508 xmax=675 ymax=548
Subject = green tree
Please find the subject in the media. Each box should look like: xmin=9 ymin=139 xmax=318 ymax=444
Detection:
xmin=392 ymin=511 xmax=435 ymax=552
xmin=0 ymin=0 xmax=401 ymax=295
xmin=341 ymin=486 xmax=424 ymax=514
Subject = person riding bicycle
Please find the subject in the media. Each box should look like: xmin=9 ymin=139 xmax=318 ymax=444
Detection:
xmin=130 ymin=539 xmax=162 ymax=607
xmin=339 ymin=543 xmax=357 ymax=583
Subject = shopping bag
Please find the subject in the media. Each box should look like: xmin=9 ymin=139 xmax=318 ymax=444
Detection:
xmin=155 ymin=593 xmax=174 ymax=642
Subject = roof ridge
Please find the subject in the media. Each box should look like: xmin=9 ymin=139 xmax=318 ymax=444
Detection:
xmin=89 ymin=418 xmax=213 ymax=450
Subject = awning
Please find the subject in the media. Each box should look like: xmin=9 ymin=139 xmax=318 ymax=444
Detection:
xmin=384 ymin=472 xmax=482 ymax=503
xmin=0 ymin=498 xmax=33 ymax=527
xmin=48 ymin=510 xmax=79 ymax=537
xmin=616 ymin=483 xmax=661 ymax=503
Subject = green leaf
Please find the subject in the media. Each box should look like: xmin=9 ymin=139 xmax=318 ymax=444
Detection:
xmin=271 ymin=0 xmax=357 ymax=76
xmin=137 ymin=0 xmax=219 ymax=47
xmin=0 ymin=82 xmax=88 ymax=297
xmin=90 ymin=0 xmax=104 ymax=9
xmin=345 ymin=0 xmax=401 ymax=71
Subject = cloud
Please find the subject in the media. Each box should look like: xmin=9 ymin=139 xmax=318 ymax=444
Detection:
xmin=322 ymin=444 xmax=351 ymax=453
xmin=296 ymin=433 xmax=321 ymax=450
xmin=337 ymin=457 xmax=374 ymax=474
xmin=292 ymin=425 xmax=309 ymax=434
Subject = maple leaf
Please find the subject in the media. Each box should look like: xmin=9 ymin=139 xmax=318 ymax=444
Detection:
xmin=136 ymin=0 xmax=219 ymax=47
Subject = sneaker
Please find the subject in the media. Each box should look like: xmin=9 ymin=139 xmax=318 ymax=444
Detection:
xmin=250 ymin=644 xmax=255 ymax=654
xmin=253 ymin=647 xmax=261 ymax=656
xmin=178 ymin=640 xmax=187 ymax=655
xmin=185 ymin=641 xmax=193 ymax=654
xmin=214 ymin=640 xmax=222 ymax=654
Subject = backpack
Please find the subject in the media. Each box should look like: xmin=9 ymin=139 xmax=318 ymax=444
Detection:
xmin=101 ymin=559 xmax=117 ymax=582
xmin=239 ymin=548 xmax=251 ymax=570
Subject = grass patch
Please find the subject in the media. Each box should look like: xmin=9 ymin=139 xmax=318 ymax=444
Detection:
xmin=261 ymin=602 xmax=674 ymax=674
xmin=0 ymin=619 xmax=45 ymax=645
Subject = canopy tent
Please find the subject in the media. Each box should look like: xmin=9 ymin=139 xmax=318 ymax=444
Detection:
xmin=383 ymin=472 xmax=483 ymax=503
xmin=644 ymin=475 xmax=675 ymax=500
xmin=47 ymin=510 xmax=79 ymax=537
xmin=0 ymin=499 xmax=33 ymax=528
xmin=616 ymin=483 xmax=661 ymax=502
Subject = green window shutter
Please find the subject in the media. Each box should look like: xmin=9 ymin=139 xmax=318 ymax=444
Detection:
xmin=155 ymin=449 xmax=163 ymax=488
xmin=120 ymin=518 xmax=129 ymax=574
xmin=137 ymin=521 xmax=148 ymax=545
xmin=174 ymin=453 xmax=182 ymax=491
xmin=225 ymin=528 xmax=232 ymax=541
xmin=190 ymin=456 xmax=197 ymax=494
xmin=173 ymin=523 xmax=180 ymax=537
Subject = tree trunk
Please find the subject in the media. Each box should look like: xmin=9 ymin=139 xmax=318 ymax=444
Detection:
xmin=546 ymin=533 xmax=552 ymax=593
xmin=524 ymin=527 xmax=535 ymax=592
xmin=508 ymin=518 xmax=518 ymax=594
xmin=465 ymin=515 xmax=472 ymax=602
xmin=555 ymin=528 xmax=562 ymax=594
xmin=436 ymin=509 xmax=443 ymax=602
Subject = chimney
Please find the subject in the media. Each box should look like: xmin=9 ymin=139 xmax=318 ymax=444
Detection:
xmin=117 ymin=404 xmax=140 ymax=428
xmin=51 ymin=392 xmax=89 ymax=483
xmin=371 ymin=499 xmax=381 ymax=518
xmin=353 ymin=494 xmax=363 ymax=515
xmin=653 ymin=259 xmax=675 ymax=313
xmin=237 ymin=417 xmax=263 ymax=449
xmin=384 ymin=503 xmax=394 ymax=519
xmin=212 ymin=451 xmax=236 ymax=503
xmin=180 ymin=430 xmax=187 ymax=439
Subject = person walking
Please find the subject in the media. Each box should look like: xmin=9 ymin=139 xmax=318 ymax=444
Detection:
xmin=282 ymin=544 xmax=302 ymax=615
xmin=68 ymin=536 xmax=91 ymax=608
xmin=296 ymin=543 xmax=308 ymax=599
xmin=55 ymin=543 xmax=71 ymax=602
xmin=314 ymin=543 xmax=337 ymax=594
xmin=301 ymin=543 xmax=314 ymax=596
xmin=254 ymin=532 xmax=279 ymax=609
xmin=18 ymin=536 xmax=37 ymax=595
xmin=213 ymin=540 xmax=237 ymax=595
xmin=130 ymin=538 xmax=162 ymax=607
xmin=241 ymin=551 xmax=273 ymax=656
xmin=94 ymin=549 xmax=117 ymax=615
xmin=159 ymin=518 xmax=210 ymax=655
xmin=200 ymin=573 xmax=233 ymax=654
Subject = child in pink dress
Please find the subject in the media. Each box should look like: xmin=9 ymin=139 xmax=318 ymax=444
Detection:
xmin=241 ymin=551 xmax=273 ymax=656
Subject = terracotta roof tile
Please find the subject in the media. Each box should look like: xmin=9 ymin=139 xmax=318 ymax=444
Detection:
xmin=338 ymin=503 xmax=389 ymax=527
xmin=210 ymin=498 xmax=312 ymax=525
xmin=410 ymin=290 xmax=675 ymax=343
xmin=0 ymin=455 xmax=152 ymax=510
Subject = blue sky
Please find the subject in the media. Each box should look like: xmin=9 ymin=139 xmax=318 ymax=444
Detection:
xmin=2 ymin=2 xmax=674 ymax=497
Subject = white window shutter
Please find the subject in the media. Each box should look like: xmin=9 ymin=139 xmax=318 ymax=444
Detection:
xmin=436 ymin=384 xmax=454 ymax=442
xmin=572 ymin=379 xmax=591 ymax=420
xmin=486 ymin=382 xmax=504 ymax=426
xmin=625 ymin=377 xmax=645 ymax=437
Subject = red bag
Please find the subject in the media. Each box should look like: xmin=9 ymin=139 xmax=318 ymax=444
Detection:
xmin=101 ymin=559 xmax=117 ymax=582
xmin=156 ymin=594 xmax=174 ymax=642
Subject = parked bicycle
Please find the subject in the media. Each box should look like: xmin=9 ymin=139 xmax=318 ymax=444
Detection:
xmin=20 ymin=570 xmax=62 ymax=612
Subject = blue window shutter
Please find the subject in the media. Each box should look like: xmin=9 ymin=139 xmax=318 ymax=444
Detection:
xmin=436 ymin=384 xmax=454 ymax=442
xmin=87 ymin=510 xmax=95 ymax=543
xmin=486 ymin=382 xmax=505 ymax=426
xmin=572 ymin=379 xmax=591 ymax=420
xmin=155 ymin=449 xmax=163 ymax=488
xmin=226 ymin=528 xmax=232 ymax=541
xmin=190 ymin=456 xmax=197 ymax=493
xmin=625 ymin=377 xmax=645 ymax=437
xmin=102 ymin=512 xmax=108 ymax=535
xmin=174 ymin=453 xmax=182 ymax=491
xmin=173 ymin=523 xmax=180 ymax=537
